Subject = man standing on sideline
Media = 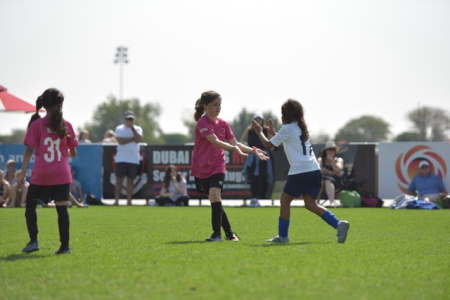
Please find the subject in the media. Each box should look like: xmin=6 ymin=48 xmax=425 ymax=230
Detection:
xmin=114 ymin=111 xmax=143 ymax=205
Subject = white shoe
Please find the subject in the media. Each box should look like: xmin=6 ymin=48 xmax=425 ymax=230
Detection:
xmin=337 ymin=221 xmax=350 ymax=243
xmin=266 ymin=236 xmax=289 ymax=243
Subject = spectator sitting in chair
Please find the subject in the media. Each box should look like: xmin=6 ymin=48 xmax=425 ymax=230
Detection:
xmin=401 ymin=160 xmax=448 ymax=203
xmin=0 ymin=170 xmax=11 ymax=207
xmin=7 ymin=170 xmax=28 ymax=208
xmin=156 ymin=165 xmax=189 ymax=206
xmin=5 ymin=159 xmax=17 ymax=186
xmin=318 ymin=141 xmax=344 ymax=208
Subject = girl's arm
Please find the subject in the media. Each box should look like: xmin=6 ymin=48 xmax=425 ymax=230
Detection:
xmin=206 ymin=134 xmax=247 ymax=157
xmin=229 ymin=137 xmax=269 ymax=160
xmin=20 ymin=184 xmax=28 ymax=207
xmin=19 ymin=147 xmax=34 ymax=181
xmin=159 ymin=186 xmax=171 ymax=197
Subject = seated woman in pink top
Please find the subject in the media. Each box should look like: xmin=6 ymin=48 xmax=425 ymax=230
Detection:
xmin=19 ymin=88 xmax=78 ymax=255
xmin=191 ymin=91 xmax=268 ymax=242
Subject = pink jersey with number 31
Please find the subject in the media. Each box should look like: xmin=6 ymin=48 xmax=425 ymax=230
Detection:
xmin=24 ymin=115 xmax=78 ymax=185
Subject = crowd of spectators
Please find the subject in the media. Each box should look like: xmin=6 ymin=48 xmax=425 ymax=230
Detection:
xmin=2 ymin=116 xmax=447 ymax=208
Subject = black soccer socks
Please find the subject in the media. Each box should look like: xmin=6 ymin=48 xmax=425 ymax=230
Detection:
xmin=211 ymin=202 xmax=223 ymax=237
xmin=56 ymin=205 xmax=70 ymax=249
xmin=25 ymin=199 xmax=38 ymax=242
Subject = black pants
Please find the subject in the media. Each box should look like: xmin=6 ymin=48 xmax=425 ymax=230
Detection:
xmin=156 ymin=196 xmax=189 ymax=206
xmin=250 ymin=174 xmax=268 ymax=199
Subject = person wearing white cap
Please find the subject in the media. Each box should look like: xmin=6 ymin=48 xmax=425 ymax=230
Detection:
xmin=114 ymin=111 xmax=143 ymax=205
xmin=401 ymin=160 xmax=448 ymax=203
xmin=318 ymin=141 xmax=344 ymax=208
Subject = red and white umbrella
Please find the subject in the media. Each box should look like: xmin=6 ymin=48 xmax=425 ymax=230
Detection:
xmin=0 ymin=85 xmax=36 ymax=113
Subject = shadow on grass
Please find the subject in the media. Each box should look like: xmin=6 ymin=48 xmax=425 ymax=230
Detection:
xmin=1 ymin=253 xmax=50 ymax=262
xmin=249 ymin=241 xmax=332 ymax=247
xmin=166 ymin=240 xmax=207 ymax=245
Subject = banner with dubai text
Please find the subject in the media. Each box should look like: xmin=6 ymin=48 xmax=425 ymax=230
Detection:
xmin=378 ymin=142 xmax=450 ymax=198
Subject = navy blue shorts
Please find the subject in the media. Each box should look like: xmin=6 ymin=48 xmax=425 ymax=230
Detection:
xmin=283 ymin=170 xmax=322 ymax=198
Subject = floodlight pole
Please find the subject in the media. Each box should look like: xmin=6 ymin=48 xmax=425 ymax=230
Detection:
xmin=114 ymin=46 xmax=129 ymax=100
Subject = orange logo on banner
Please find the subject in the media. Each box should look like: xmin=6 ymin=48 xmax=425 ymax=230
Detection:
xmin=395 ymin=145 xmax=447 ymax=189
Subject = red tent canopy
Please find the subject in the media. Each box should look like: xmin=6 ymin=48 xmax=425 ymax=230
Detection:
xmin=0 ymin=85 xmax=36 ymax=113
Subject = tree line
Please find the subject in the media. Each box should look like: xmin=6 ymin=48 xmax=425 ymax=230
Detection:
xmin=1 ymin=96 xmax=449 ymax=144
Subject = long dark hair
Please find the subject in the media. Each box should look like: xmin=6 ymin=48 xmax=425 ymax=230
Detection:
xmin=28 ymin=88 xmax=66 ymax=138
xmin=194 ymin=91 xmax=221 ymax=121
xmin=281 ymin=99 xmax=309 ymax=142
xmin=163 ymin=165 xmax=181 ymax=188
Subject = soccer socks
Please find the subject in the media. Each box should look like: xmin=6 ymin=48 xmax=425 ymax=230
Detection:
xmin=56 ymin=206 xmax=70 ymax=249
xmin=211 ymin=202 xmax=222 ymax=237
xmin=321 ymin=210 xmax=339 ymax=229
xmin=25 ymin=199 xmax=38 ymax=242
xmin=221 ymin=208 xmax=233 ymax=237
xmin=278 ymin=216 xmax=290 ymax=238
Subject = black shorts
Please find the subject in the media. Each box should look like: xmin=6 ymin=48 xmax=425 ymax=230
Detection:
xmin=27 ymin=184 xmax=70 ymax=203
xmin=195 ymin=173 xmax=225 ymax=195
xmin=115 ymin=162 xmax=139 ymax=179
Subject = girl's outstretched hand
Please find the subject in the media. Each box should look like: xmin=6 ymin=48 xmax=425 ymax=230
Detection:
xmin=233 ymin=145 xmax=248 ymax=158
xmin=252 ymin=147 xmax=270 ymax=160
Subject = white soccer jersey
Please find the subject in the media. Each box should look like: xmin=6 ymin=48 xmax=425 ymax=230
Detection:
xmin=270 ymin=122 xmax=320 ymax=175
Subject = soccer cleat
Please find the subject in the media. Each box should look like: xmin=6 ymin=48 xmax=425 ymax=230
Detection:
xmin=55 ymin=247 xmax=71 ymax=255
xmin=205 ymin=234 xmax=222 ymax=242
xmin=337 ymin=220 xmax=350 ymax=243
xmin=22 ymin=241 xmax=39 ymax=253
xmin=226 ymin=233 xmax=240 ymax=242
xmin=266 ymin=236 xmax=289 ymax=243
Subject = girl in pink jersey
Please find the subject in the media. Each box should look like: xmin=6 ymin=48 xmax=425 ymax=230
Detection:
xmin=19 ymin=88 xmax=78 ymax=255
xmin=191 ymin=91 xmax=268 ymax=241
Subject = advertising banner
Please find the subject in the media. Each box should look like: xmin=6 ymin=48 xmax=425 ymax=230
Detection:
xmin=378 ymin=142 xmax=450 ymax=198
xmin=148 ymin=145 xmax=251 ymax=199
xmin=0 ymin=144 xmax=103 ymax=199
xmin=70 ymin=145 xmax=103 ymax=199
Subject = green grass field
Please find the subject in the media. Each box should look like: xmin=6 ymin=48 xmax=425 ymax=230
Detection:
xmin=1 ymin=207 xmax=449 ymax=300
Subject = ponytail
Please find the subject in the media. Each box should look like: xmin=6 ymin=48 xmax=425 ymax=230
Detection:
xmin=298 ymin=120 xmax=309 ymax=142
xmin=194 ymin=98 xmax=204 ymax=121
xmin=49 ymin=106 xmax=67 ymax=138
xmin=27 ymin=96 xmax=43 ymax=128
xmin=30 ymin=88 xmax=67 ymax=138
xmin=194 ymin=91 xmax=221 ymax=122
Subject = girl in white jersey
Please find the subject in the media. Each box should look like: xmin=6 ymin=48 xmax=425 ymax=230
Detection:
xmin=252 ymin=99 xmax=349 ymax=243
